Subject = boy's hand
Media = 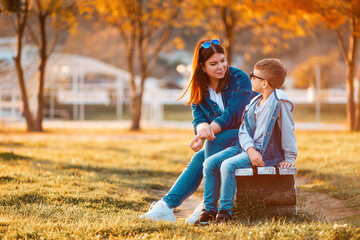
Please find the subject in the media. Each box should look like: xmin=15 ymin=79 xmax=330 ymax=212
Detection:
xmin=278 ymin=161 xmax=295 ymax=168
xmin=189 ymin=135 xmax=204 ymax=152
xmin=196 ymin=123 xmax=216 ymax=141
xmin=246 ymin=147 xmax=265 ymax=167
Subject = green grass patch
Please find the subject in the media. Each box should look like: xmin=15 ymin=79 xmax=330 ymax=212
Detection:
xmin=54 ymin=103 xmax=347 ymax=123
xmin=295 ymin=131 xmax=360 ymax=208
xmin=293 ymin=103 xmax=346 ymax=123
xmin=0 ymin=129 xmax=359 ymax=239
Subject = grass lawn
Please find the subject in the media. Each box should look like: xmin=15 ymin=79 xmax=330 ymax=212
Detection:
xmin=0 ymin=128 xmax=359 ymax=239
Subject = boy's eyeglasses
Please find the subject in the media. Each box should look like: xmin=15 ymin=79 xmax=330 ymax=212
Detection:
xmin=200 ymin=39 xmax=220 ymax=50
xmin=249 ymin=72 xmax=272 ymax=86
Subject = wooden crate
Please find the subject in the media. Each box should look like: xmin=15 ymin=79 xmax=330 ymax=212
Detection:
xmin=235 ymin=166 xmax=297 ymax=216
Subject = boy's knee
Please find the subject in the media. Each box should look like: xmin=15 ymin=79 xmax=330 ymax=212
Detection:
xmin=220 ymin=162 xmax=236 ymax=175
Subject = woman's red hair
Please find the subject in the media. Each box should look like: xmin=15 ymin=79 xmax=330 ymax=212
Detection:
xmin=179 ymin=39 xmax=230 ymax=105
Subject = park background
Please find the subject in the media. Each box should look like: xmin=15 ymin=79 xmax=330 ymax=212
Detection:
xmin=0 ymin=0 xmax=359 ymax=239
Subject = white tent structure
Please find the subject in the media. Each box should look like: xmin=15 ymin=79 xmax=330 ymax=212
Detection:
xmin=46 ymin=53 xmax=130 ymax=121
xmin=0 ymin=51 xmax=130 ymax=121
xmin=46 ymin=53 xmax=190 ymax=122
xmin=0 ymin=40 xmax=185 ymax=122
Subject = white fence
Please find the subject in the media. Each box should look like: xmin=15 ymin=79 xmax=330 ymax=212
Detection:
xmin=285 ymin=89 xmax=353 ymax=104
xmin=142 ymin=88 xmax=354 ymax=123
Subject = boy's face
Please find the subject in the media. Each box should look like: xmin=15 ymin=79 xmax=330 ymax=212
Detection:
xmin=250 ymin=69 xmax=268 ymax=93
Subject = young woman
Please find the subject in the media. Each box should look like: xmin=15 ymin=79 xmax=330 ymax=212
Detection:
xmin=140 ymin=38 xmax=253 ymax=223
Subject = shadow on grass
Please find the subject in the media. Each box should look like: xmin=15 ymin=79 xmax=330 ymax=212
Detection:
xmin=69 ymin=144 xmax=132 ymax=153
xmin=0 ymin=192 xmax=48 ymax=206
xmin=105 ymin=146 xmax=131 ymax=153
xmin=60 ymin=163 xmax=180 ymax=178
xmin=0 ymin=142 xmax=25 ymax=148
xmin=0 ymin=152 xmax=31 ymax=161
xmin=55 ymin=196 xmax=145 ymax=211
xmin=0 ymin=176 xmax=15 ymax=183
xmin=58 ymin=163 xmax=179 ymax=191
xmin=0 ymin=175 xmax=35 ymax=184
xmin=0 ymin=192 xmax=148 ymax=211
xmin=233 ymin=199 xmax=322 ymax=225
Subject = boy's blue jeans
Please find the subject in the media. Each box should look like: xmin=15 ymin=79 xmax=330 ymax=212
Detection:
xmin=162 ymin=129 xmax=239 ymax=209
xmin=203 ymin=146 xmax=252 ymax=215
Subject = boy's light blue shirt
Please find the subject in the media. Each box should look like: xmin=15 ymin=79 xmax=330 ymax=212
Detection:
xmin=238 ymin=89 xmax=298 ymax=163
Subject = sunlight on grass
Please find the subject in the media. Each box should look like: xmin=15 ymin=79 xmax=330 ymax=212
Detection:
xmin=0 ymin=129 xmax=359 ymax=239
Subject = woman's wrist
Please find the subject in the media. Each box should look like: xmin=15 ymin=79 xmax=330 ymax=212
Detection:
xmin=196 ymin=122 xmax=209 ymax=133
xmin=210 ymin=122 xmax=221 ymax=135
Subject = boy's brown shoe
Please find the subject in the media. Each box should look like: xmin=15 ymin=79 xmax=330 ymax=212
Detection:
xmin=194 ymin=210 xmax=217 ymax=225
xmin=215 ymin=210 xmax=232 ymax=224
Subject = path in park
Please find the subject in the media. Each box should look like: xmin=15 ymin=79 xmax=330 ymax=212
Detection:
xmin=295 ymin=176 xmax=360 ymax=221
xmin=173 ymin=176 xmax=360 ymax=222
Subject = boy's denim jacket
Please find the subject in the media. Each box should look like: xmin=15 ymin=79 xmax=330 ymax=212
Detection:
xmin=191 ymin=67 xmax=252 ymax=134
xmin=239 ymin=89 xmax=298 ymax=165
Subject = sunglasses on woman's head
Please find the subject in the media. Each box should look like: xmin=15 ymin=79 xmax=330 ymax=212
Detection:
xmin=200 ymin=39 xmax=220 ymax=50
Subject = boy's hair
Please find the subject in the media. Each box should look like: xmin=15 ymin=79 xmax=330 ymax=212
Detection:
xmin=254 ymin=58 xmax=287 ymax=89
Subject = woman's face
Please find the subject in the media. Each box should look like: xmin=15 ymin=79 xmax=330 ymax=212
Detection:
xmin=202 ymin=53 xmax=227 ymax=81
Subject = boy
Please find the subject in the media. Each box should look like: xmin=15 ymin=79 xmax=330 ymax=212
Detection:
xmin=195 ymin=58 xmax=297 ymax=225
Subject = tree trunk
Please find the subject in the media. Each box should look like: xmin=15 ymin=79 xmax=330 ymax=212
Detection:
xmin=355 ymin=64 xmax=360 ymax=131
xmin=345 ymin=62 xmax=356 ymax=131
xmin=220 ymin=6 xmax=234 ymax=65
xmin=35 ymin=13 xmax=48 ymax=132
xmin=225 ymin=32 xmax=234 ymax=66
xmin=13 ymin=4 xmax=37 ymax=132
xmin=14 ymin=56 xmax=36 ymax=131
xmin=346 ymin=30 xmax=358 ymax=131
xmin=130 ymin=93 xmax=143 ymax=130
xmin=337 ymin=19 xmax=358 ymax=131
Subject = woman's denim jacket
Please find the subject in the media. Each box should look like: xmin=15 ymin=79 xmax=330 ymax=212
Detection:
xmin=191 ymin=67 xmax=252 ymax=134
xmin=239 ymin=89 xmax=298 ymax=165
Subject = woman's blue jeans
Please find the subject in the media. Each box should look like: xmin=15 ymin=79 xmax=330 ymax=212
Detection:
xmin=203 ymin=146 xmax=252 ymax=215
xmin=162 ymin=129 xmax=239 ymax=208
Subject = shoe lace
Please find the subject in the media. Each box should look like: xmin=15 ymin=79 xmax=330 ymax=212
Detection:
xmin=148 ymin=201 xmax=159 ymax=211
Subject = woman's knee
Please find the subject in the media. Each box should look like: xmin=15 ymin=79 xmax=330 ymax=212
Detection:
xmin=203 ymin=156 xmax=218 ymax=174
xmin=185 ymin=150 xmax=205 ymax=172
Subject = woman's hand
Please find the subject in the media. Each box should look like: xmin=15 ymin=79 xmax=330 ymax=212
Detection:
xmin=246 ymin=147 xmax=265 ymax=167
xmin=189 ymin=135 xmax=204 ymax=152
xmin=278 ymin=161 xmax=295 ymax=168
xmin=196 ymin=123 xmax=216 ymax=141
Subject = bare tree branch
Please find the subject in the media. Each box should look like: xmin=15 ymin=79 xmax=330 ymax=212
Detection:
xmin=46 ymin=24 xmax=59 ymax=58
xmin=10 ymin=14 xmax=18 ymax=33
xmin=336 ymin=28 xmax=350 ymax=66
xmin=146 ymin=26 xmax=172 ymax=78
xmin=26 ymin=21 xmax=40 ymax=46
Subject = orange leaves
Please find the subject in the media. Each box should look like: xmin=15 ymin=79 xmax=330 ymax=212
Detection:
xmin=167 ymin=37 xmax=185 ymax=50
xmin=272 ymin=0 xmax=359 ymax=33
xmin=80 ymin=0 xmax=183 ymax=34
xmin=355 ymin=18 xmax=360 ymax=37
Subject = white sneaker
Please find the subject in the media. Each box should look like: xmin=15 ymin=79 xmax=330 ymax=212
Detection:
xmin=139 ymin=200 xmax=176 ymax=222
xmin=185 ymin=202 xmax=205 ymax=224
